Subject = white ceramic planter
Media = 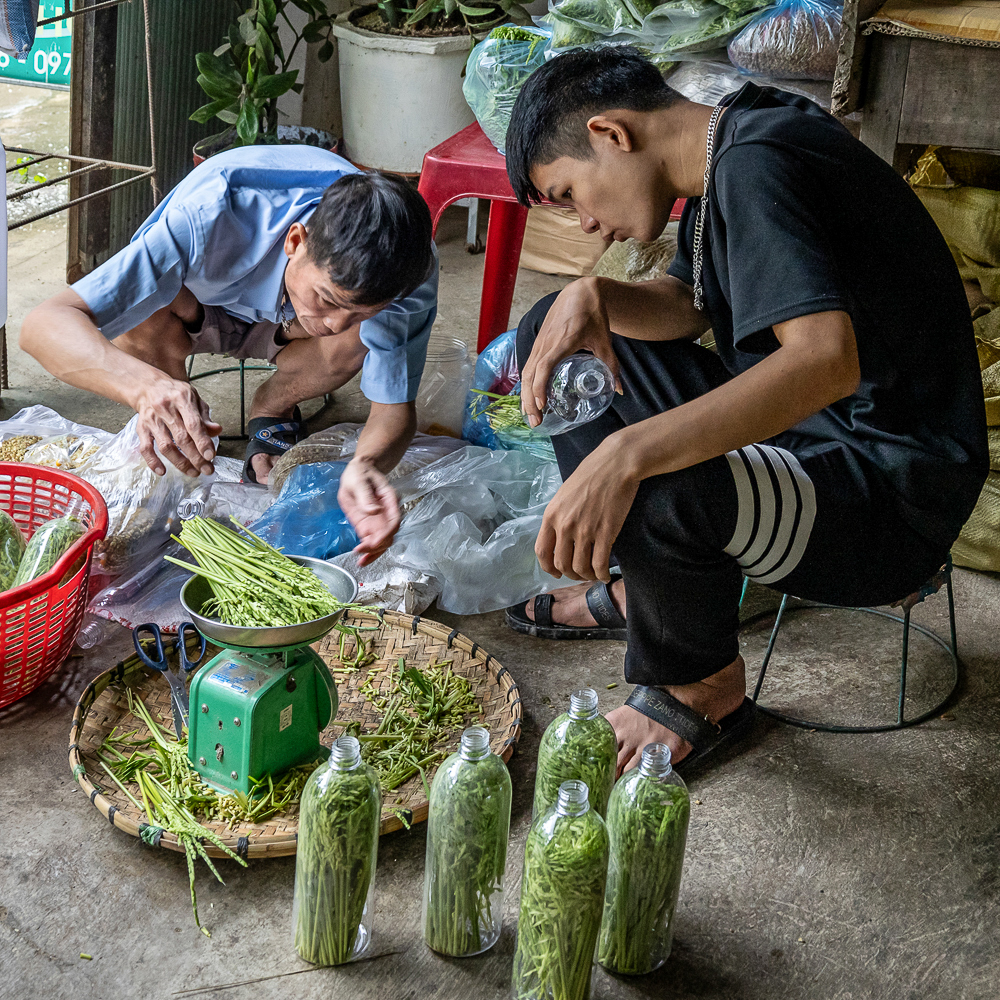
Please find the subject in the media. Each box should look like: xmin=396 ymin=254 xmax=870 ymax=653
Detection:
xmin=332 ymin=11 xmax=478 ymax=173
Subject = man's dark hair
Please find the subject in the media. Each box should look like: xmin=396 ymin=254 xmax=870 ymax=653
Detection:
xmin=506 ymin=47 xmax=683 ymax=206
xmin=306 ymin=171 xmax=433 ymax=304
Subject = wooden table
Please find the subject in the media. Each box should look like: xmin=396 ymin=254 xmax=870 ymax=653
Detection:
xmin=833 ymin=1 xmax=1000 ymax=171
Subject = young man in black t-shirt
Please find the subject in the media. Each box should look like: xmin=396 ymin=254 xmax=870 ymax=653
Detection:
xmin=502 ymin=49 xmax=988 ymax=774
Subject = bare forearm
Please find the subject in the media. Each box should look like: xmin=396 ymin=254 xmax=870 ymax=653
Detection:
xmin=352 ymin=400 xmax=417 ymax=474
xmin=615 ymin=312 xmax=861 ymax=481
xmin=21 ymin=299 xmax=166 ymax=409
xmin=595 ymin=275 xmax=709 ymax=342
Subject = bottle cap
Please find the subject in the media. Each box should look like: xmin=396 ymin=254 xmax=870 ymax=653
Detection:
xmin=330 ymin=735 xmax=362 ymax=769
xmin=569 ymin=688 xmax=599 ymax=719
xmin=556 ymin=779 xmax=591 ymax=815
xmin=460 ymin=725 xmax=491 ymax=760
xmin=639 ymin=743 xmax=673 ymax=778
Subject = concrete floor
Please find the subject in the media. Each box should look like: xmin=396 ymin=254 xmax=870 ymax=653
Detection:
xmin=3 ymin=85 xmax=1000 ymax=1000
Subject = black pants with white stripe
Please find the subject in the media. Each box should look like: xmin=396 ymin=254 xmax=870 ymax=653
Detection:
xmin=517 ymin=294 xmax=951 ymax=686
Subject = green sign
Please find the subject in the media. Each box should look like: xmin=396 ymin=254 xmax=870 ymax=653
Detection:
xmin=0 ymin=1 xmax=72 ymax=89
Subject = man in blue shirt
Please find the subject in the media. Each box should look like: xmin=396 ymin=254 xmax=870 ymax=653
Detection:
xmin=21 ymin=145 xmax=437 ymax=564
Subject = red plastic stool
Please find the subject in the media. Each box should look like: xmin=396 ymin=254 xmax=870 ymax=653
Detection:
xmin=418 ymin=121 xmax=686 ymax=352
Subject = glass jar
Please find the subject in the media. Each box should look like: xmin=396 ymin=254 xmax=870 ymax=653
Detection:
xmin=292 ymin=735 xmax=381 ymax=965
xmin=422 ymin=725 xmax=512 ymax=956
xmin=597 ymin=743 xmax=691 ymax=975
xmin=415 ymin=336 xmax=475 ymax=436
xmin=512 ymin=779 xmax=610 ymax=1000
xmin=533 ymin=688 xmax=617 ymax=819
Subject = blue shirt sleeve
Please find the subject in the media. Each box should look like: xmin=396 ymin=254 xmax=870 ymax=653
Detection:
xmin=358 ymin=249 xmax=439 ymax=404
xmin=70 ymin=203 xmax=197 ymax=340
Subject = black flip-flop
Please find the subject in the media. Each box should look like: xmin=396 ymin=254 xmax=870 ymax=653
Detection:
xmin=242 ymin=407 xmax=306 ymax=485
xmin=624 ymin=686 xmax=757 ymax=777
xmin=505 ymin=578 xmax=627 ymax=640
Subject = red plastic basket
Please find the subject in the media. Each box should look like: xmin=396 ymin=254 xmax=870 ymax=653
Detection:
xmin=0 ymin=463 xmax=108 ymax=709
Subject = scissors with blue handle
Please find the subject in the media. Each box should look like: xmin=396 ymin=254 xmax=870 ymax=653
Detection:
xmin=132 ymin=622 xmax=207 ymax=739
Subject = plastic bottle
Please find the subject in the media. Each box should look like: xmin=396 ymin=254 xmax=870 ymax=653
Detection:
xmin=292 ymin=735 xmax=381 ymax=965
xmin=176 ymin=497 xmax=205 ymax=521
xmin=422 ymin=725 xmax=513 ymax=957
xmin=512 ymin=779 xmax=610 ymax=1000
xmin=76 ymin=613 xmax=118 ymax=650
xmin=536 ymin=353 xmax=615 ymax=437
xmin=597 ymin=743 xmax=691 ymax=975
xmin=532 ymin=687 xmax=617 ymax=820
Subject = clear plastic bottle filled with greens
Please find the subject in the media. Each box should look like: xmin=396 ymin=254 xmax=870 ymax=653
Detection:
xmin=533 ymin=688 xmax=617 ymax=819
xmin=292 ymin=735 xmax=381 ymax=966
xmin=422 ymin=725 xmax=512 ymax=957
xmin=597 ymin=743 xmax=690 ymax=975
xmin=512 ymin=779 xmax=610 ymax=1000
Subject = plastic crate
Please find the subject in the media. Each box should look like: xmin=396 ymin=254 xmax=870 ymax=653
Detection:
xmin=0 ymin=463 xmax=108 ymax=708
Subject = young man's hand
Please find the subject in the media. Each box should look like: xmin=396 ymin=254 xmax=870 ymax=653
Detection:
xmin=134 ymin=377 xmax=220 ymax=477
xmin=535 ymin=440 xmax=639 ymax=582
xmin=520 ymin=277 xmax=621 ymax=428
xmin=338 ymin=457 xmax=402 ymax=567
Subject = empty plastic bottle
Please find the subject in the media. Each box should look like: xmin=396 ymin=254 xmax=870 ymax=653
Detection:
xmin=76 ymin=614 xmax=118 ymax=650
xmin=536 ymin=353 xmax=615 ymax=436
xmin=176 ymin=497 xmax=205 ymax=521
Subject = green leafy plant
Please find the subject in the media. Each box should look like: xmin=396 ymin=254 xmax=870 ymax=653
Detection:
xmin=14 ymin=156 xmax=47 ymax=185
xmin=191 ymin=0 xmax=337 ymax=146
xmin=366 ymin=0 xmax=532 ymax=35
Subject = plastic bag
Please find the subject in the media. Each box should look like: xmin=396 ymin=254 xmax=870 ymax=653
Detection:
xmin=249 ymin=462 xmax=359 ymax=560
xmin=644 ymin=1 xmax=766 ymax=56
xmin=333 ymin=445 xmax=571 ymax=615
xmin=12 ymin=516 xmax=85 ymax=587
xmin=0 ymin=509 xmax=26 ymax=591
xmin=77 ymin=415 xmax=212 ymax=577
xmin=0 ymin=405 xmax=113 ymax=464
xmin=728 ymin=0 xmax=840 ymax=79
xmin=463 ymin=331 xmax=558 ymax=462
xmin=465 ymin=21 xmax=550 ymax=149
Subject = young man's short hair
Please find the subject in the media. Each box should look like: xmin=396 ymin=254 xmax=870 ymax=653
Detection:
xmin=306 ymin=171 xmax=433 ymax=305
xmin=506 ymin=47 xmax=682 ymax=206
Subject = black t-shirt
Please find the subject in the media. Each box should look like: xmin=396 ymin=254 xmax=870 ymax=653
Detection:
xmin=669 ymin=83 xmax=988 ymax=546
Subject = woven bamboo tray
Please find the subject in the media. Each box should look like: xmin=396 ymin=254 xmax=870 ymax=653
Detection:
xmin=69 ymin=610 xmax=522 ymax=859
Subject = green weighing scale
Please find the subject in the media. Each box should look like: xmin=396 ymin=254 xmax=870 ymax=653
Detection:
xmin=177 ymin=556 xmax=359 ymax=796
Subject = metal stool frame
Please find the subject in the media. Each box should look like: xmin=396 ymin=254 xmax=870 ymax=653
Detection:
xmin=186 ymin=356 xmax=276 ymax=441
xmin=748 ymin=559 xmax=959 ymax=734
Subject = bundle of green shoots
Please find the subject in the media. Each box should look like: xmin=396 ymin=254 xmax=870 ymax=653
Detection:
xmin=293 ymin=757 xmax=381 ymax=966
xmin=512 ymin=803 xmax=610 ymax=1000
xmin=165 ymin=516 xmax=345 ymax=627
xmin=470 ymin=388 xmax=531 ymax=433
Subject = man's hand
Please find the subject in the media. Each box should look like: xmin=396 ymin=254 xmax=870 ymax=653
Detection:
xmin=338 ymin=458 xmax=402 ymax=567
xmin=520 ymin=277 xmax=621 ymax=428
xmin=134 ymin=377 xmax=221 ymax=477
xmin=535 ymin=441 xmax=639 ymax=582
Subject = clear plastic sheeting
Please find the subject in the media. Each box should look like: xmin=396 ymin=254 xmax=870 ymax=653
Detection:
xmin=666 ymin=56 xmax=833 ymax=107
xmin=333 ymin=445 xmax=571 ymax=615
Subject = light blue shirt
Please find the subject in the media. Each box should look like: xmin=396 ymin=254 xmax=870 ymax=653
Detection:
xmin=72 ymin=145 xmax=438 ymax=404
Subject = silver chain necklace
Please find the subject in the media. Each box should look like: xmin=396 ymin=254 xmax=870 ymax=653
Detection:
xmin=692 ymin=103 xmax=725 ymax=313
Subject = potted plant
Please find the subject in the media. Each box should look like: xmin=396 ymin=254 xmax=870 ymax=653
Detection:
xmin=332 ymin=0 xmax=531 ymax=173
xmin=190 ymin=0 xmax=340 ymax=164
